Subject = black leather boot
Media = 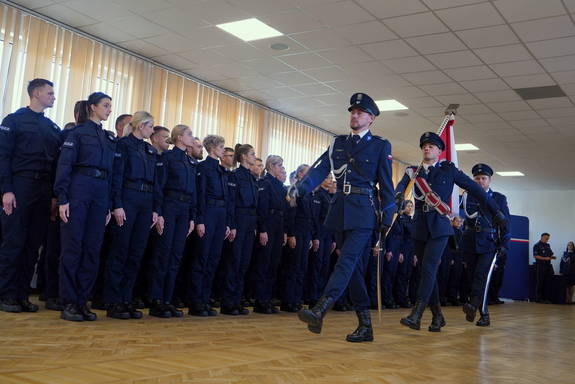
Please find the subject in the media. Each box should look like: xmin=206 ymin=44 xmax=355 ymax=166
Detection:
xmin=346 ymin=310 xmax=374 ymax=342
xmin=428 ymin=302 xmax=446 ymax=332
xmin=297 ymin=295 xmax=334 ymax=334
xmin=400 ymin=300 xmax=426 ymax=330
xmin=463 ymin=296 xmax=482 ymax=322
xmin=149 ymin=300 xmax=171 ymax=318
xmin=476 ymin=308 xmax=490 ymax=327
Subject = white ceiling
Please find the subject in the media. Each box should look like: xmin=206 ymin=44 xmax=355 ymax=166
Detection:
xmin=8 ymin=0 xmax=575 ymax=192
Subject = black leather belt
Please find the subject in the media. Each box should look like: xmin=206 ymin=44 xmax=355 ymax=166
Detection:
xmin=295 ymin=217 xmax=313 ymax=224
xmin=465 ymin=226 xmax=496 ymax=234
xmin=269 ymin=209 xmax=284 ymax=217
xmin=336 ymin=186 xmax=376 ymax=196
xmin=12 ymin=170 xmax=51 ymax=182
xmin=74 ymin=166 xmax=107 ymax=179
xmin=164 ymin=189 xmax=191 ymax=203
xmin=207 ymin=198 xmax=226 ymax=207
xmin=236 ymin=207 xmax=256 ymax=216
xmin=415 ymin=204 xmax=433 ymax=212
xmin=123 ymin=180 xmax=153 ymax=193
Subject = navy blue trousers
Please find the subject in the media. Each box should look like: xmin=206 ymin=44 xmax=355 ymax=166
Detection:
xmin=148 ymin=197 xmax=190 ymax=302
xmin=59 ymin=175 xmax=109 ymax=305
xmin=104 ymin=188 xmax=153 ymax=303
xmin=465 ymin=250 xmax=496 ymax=300
xmin=220 ymin=213 xmax=257 ymax=307
xmin=282 ymin=221 xmax=312 ymax=304
xmin=306 ymin=229 xmax=333 ymax=301
xmin=251 ymin=215 xmax=284 ymax=301
xmin=44 ymin=218 xmax=61 ymax=298
xmin=413 ymin=235 xmax=449 ymax=305
xmin=383 ymin=243 xmax=401 ymax=302
xmin=323 ymin=227 xmax=372 ymax=311
xmin=394 ymin=242 xmax=414 ymax=304
xmin=0 ymin=176 xmax=51 ymax=300
xmin=187 ymin=203 xmax=227 ymax=304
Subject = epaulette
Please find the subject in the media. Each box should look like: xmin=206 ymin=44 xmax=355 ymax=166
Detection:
xmin=440 ymin=160 xmax=455 ymax=166
xmin=12 ymin=108 xmax=26 ymax=115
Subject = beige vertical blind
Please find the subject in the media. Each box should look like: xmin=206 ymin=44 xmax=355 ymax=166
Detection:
xmin=0 ymin=3 xmax=330 ymax=167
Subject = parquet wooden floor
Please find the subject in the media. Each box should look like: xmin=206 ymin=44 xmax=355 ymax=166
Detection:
xmin=0 ymin=297 xmax=573 ymax=383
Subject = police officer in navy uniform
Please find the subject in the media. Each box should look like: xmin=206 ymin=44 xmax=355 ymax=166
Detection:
xmin=148 ymin=124 xmax=197 ymax=318
xmin=459 ymin=163 xmax=511 ymax=326
xmin=187 ymin=134 xmax=231 ymax=317
xmin=382 ymin=210 xmax=403 ymax=309
xmin=295 ymin=93 xmax=395 ymax=342
xmin=219 ymin=143 xmax=259 ymax=315
xmin=396 ymin=133 xmax=509 ymax=332
xmin=103 ymin=111 xmax=160 ymax=320
xmin=0 ymin=78 xmax=62 ymax=313
xmin=55 ymin=92 xmax=116 ymax=321
xmin=533 ymin=232 xmax=556 ymax=303
xmin=251 ymin=155 xmax=288 ymax=314
xmin=393 ymin=200 xmax=415 ymax=308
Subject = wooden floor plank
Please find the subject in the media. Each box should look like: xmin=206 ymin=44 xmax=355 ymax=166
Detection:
xmin=1 ymin=297 xmax=573 ymax=383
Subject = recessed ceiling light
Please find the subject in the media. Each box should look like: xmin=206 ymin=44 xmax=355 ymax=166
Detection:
xmin=375 ymin=99 xmax=408 ymax=112
xmin=496 ymin=171 xmax=524 ymax=177
xmin=269 ymin=43 xmax=290 ymax=51
xmin=455 ymin=144 xmax=479 ymax=151
xmin=216 ymin=19 xmax=283 ymax=42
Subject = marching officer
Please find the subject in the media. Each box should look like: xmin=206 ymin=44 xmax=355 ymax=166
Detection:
xmin=396 ymin=132 xmax=509 ymax=332
xmin=459 ymin=163 xmax=511 ymax=326
xmin=294 ymin=92 xmax=395 ymax=342
xmin=0 ymin=78 xmax=62 ymax=313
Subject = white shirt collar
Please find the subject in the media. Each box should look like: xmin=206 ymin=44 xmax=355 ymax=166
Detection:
xmin=350 ymin=130 xmax=369 ymax=140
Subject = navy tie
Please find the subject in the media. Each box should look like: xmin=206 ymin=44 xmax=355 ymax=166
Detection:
xmin=352 ymin=134 xmax=360 ymax=148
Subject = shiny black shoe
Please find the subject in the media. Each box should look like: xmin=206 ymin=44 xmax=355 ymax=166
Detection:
xmin=253 ymin=300 xmax=272 ymax=314
xmin=149 ymin=300 xmax=171 ymax=318
xmin=397 ymin=302 xmax=413 ymax=309
xmin=17 ymin=299 xmax=39 ymax=312
xmin=78 ymin=304 xmax=97 ymax=321
xmin=235 ymin=304 xmax=249 ymax=315
xmin=280 ymin=302 xmax=299 ymax=313
xmin=346 ymin=310 xmax=374 ymax=342
xmin=188 ymin=303 xmax=208 ymax=317
xmin=269 ymin=301 xmax=280 ymax=314
xmin=220 ymin=305 xmax=239 ymax=315
xmin=60 ymin=303 xmax=83 ymax=321
xmin=204 ymin=304 xmax=217 ymax=316
xmin=106 ymin=303 xmax=129 ymax=319
xmin=45 ymin=297 xmax=64 ymax=311
xmin=124 ymin=302 xmax=143 ymax=319
xmin=0 ymin=299 xmax=22 ymax=313
xmin=383 ymin=300 xmax=399 ymax=309
xmin=165 ymin=302 xmax=184 ymax=317
xmin=132 ymin=296 xmax=145 ymax=309
xmin=90 ymin=299 xmax=109 ymax=310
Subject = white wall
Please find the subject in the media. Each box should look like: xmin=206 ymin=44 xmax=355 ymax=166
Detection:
xmin=502 ymin=189 xmax=575 ymax=273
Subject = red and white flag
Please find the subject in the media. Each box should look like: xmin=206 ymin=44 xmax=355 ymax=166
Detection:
xmin=438 ymin=114 xmax=459 ymax=214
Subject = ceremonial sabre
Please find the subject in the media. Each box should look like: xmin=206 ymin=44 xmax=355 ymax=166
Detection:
xmin=482 ymin=250 xmax=500 ymax=313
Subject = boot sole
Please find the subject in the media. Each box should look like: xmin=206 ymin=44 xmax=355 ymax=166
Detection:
xmin=462 ymin=304 xmax=476 ymax=322
xmin=400 ymin=318 xmax=420 ymax=330
xmin=298 ymin=309 xmax=322 ymax=334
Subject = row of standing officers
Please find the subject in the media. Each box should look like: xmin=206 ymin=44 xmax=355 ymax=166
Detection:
xmin=0 ymin=80 xmax=510 ymax=343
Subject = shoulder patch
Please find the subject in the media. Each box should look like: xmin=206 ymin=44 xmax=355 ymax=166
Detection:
xmin=0 ymin=126 xmax=10 ymax=131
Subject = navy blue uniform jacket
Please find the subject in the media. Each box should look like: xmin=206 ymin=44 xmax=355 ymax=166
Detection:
xmin=459 ymin=188 xmax=511 ymax=254
xmin=54 ymin=120 xmax=116 ymax=206
xmin=298 ymin=131 xmax=395 ymax=231
xmin=0 ymin=107 xmax=62 ymax=193
xmin=396 ymin=161 xmax=503 ymax=241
